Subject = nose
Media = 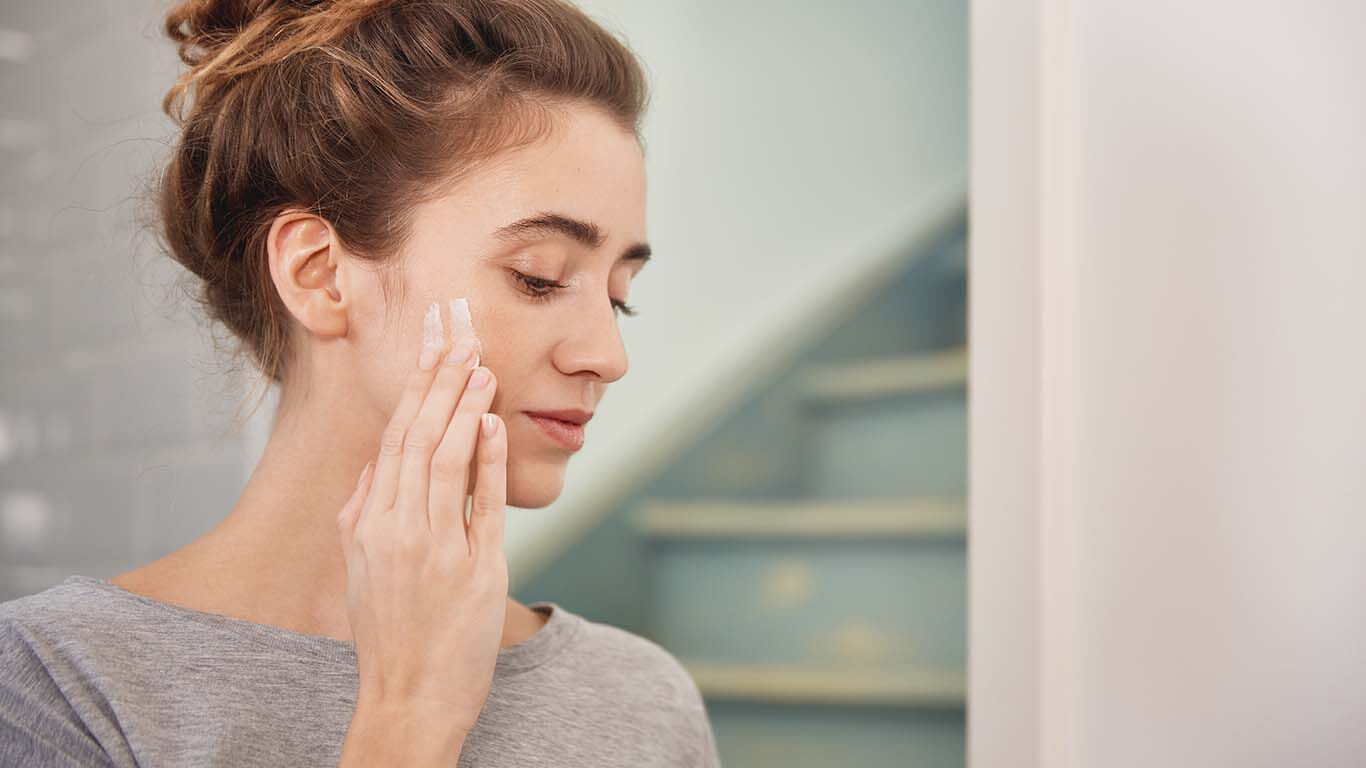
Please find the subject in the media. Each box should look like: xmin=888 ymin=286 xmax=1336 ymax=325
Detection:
xmin=551 ymin=295 xmax=629 ymax=383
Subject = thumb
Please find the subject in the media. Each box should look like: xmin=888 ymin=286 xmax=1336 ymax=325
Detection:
xmin=337 ymin=460 xmax=375 ymax=565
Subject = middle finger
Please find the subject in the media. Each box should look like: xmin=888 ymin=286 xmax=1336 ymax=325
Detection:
xmin=393 ymin=327 xmax=483 ymax=533
xmin=363 ymin=301 xmax=449 ymax=520
xmin=429 ymin=363 xmax=497 ymax=545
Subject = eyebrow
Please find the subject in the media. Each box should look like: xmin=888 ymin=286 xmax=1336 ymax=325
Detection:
xmin=491 ymin=211 xmax=652 ymax=265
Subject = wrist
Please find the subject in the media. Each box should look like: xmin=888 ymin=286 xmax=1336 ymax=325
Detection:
xmin=345 ymin=692 xmax=469 ymax=764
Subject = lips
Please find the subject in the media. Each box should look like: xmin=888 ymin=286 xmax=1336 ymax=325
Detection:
xmin=524 ymin=410 xmax=591 ymax=451
xmin=525 ymin=409 xmax=593 ymax=425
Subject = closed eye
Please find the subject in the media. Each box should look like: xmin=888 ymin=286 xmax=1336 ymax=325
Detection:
xmin=510 ymin=269 xmax=637 ymax=317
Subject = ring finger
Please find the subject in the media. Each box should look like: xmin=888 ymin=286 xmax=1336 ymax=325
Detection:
xmin=428 ymin=364 xmax=497 ymax=545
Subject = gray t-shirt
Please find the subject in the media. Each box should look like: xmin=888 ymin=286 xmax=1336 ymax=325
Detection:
xmin=0 ymin=574 xmax=721 ymax=767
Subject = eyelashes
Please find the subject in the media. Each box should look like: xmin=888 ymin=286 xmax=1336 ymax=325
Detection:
xmin=510 ymin=269 xmax=639 ymax=317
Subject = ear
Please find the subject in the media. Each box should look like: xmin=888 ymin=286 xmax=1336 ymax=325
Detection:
xmin=266 ymin=209 xmax=350 ymax=339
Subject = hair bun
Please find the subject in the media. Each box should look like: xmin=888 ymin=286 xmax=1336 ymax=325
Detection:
xmin=164 ymin=0 xmax=327 ymax=67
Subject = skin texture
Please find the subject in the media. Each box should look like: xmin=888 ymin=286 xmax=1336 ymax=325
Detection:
xmin=110 ymin=102 xmax=648 ymax=647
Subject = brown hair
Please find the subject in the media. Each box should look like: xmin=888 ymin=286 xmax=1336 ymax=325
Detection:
xmin=154 ymin=0 xmax=649 ymax=416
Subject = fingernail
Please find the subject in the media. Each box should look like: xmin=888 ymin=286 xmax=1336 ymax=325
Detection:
xmin=468 ymin=367 xmax=491 ymax=389
xmin=481 ymin=413 xmax=498 ymax=438
xmin=355 ymin=460 xmax=373 ymax=490
xmin=419 ymin=301 xmax=444 ymax=370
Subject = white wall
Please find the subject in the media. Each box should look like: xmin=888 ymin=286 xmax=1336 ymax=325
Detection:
xmin=972 ymin=2 xmax=1366 ymax=766
xmin=0 ymin=2 xmax=245 ymax=601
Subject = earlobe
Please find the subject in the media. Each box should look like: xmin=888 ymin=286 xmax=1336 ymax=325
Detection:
xmin=267 ymin=210 xmax=350 ymax=339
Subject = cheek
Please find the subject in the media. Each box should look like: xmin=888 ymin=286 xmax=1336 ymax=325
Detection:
xmin=352 ymin=320 xmax=421 ymax=423
xmin=345 ymin=269 xmax=417 ymax=372
xmin=485 ymin=363 xmax=523 ymax=420
xmin=500 ymin=410 xmax=538 ymax=457
xmin=477 ymin=322 xmax=547 ymax=407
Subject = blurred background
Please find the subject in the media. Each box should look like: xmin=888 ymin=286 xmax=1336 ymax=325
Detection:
xmin=10 ymin=2 xmax=1362 ymax=767
xmin=0 ymin=1 xmax=968 ymax=766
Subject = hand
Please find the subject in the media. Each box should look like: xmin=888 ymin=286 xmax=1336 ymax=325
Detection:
xmin=335 ymin=303 xmax=509 ymax=739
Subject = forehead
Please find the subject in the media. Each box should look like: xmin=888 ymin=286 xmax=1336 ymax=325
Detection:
xmin=418 ymin=104 xmax=647 ymax=255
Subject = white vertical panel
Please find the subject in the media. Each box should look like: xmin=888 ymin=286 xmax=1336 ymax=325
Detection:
xmin=973 ymin=1 xmax=1366 ymax=765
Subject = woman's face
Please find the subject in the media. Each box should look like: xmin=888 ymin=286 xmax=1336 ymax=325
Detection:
xmin=348 ymin=103 xmax=648 ymax=509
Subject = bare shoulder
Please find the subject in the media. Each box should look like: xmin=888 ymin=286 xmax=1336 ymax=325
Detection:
xmin=108 ymin=556 xmax=192 ymax=604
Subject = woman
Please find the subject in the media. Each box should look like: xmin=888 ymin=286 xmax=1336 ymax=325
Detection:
xmin=0 ymin=1 xmax=721 ymax=766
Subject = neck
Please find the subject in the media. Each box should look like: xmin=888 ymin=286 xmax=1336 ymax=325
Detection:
xmin=117 ymin=365 xmax=548 ymax=647
xmin=184 ymin=381 xmax=382 ymax=641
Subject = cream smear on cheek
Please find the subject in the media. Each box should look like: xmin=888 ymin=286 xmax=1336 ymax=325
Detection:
xmin=447 ymin=298 xmax=480 ymax=348
xmin=419 ymin=297 xmax=482 ymax=369
xmin=422 ymin=300 xmax=443 ymax=347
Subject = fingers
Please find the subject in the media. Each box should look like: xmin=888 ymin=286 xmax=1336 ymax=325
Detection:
xmin=338 ymin=460 xmax=375 ymax=566
xmin=428 ymin=365 xmax=497 ymax=545
xmin=364 ymin=302 xmax=448 ymax=520
xmin=468 ymin=413 xmax=507 ymax=562
xmin=393 ymin=332 xmax=483 ymax=533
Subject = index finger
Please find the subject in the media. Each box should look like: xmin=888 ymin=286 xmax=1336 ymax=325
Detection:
xmin=364 ymin=301 xmax=448 ymax=517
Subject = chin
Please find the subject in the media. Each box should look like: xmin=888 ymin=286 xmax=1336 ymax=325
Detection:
xmin=504 ymin=453 xmax=568 ymax=509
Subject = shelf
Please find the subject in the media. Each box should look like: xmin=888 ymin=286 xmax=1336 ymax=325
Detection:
xmin=680 ymin=660 xmax=966 ymax=708
xmin=633 ymin=498 xmax=966 ymax=540
xmin=800 ymin=347 xmax=968 ymax=404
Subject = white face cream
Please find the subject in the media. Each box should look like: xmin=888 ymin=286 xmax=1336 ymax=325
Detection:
xmin=446 ymin=297 xmax=481 ymax=368
xmin=419 ymin=297 xmax=481 ymax=369
xmin=423 ymin=300 xmax=444 ymax=349
xmin=446 ymin=297 xmax=476 ymax=342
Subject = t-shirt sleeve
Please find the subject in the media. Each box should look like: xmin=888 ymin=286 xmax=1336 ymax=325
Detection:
xmin=0 ymin=618 xmax=115 ymax=768
xmin=671 ymin=661 xmax=722 ymax=768
xmin=694 ymin=703 xmax=722 ymax=768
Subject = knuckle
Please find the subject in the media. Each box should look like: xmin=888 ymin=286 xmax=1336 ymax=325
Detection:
xmin=406 ymin=370 xmax=431 ymax=393
xmin=379 ymin=425 xmax=407 ymax=456
xmin=431 ymin=447 xmax=471 ymax=478
xmin=395 ymin=529 xmax=425 ymax=557
xmin=471 ymin=490 xmax=501 ymax=513
xmin=433 ymin=546 xmax=465 ymax=575
xmin=455 ymin=411 xmax=485 ymax=438
xmin=449 ymin=411 xmax=481 ymax=433
xmin=402 ymin=425 xmax=439 ymax=453
xmin=354 ymin=513 xmax=387 ymax=551
xmin=353 ymin=525 xmax=371 ymax=555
